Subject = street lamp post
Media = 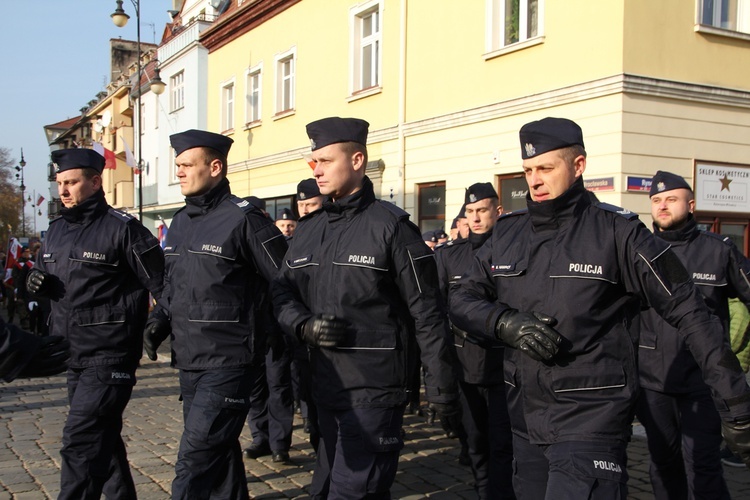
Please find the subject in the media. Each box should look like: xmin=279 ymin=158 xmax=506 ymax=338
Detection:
xmin=15 ymin=149 xmax=26 ymax=237
xmin=111 ymin=0 xmax=165 ymax=222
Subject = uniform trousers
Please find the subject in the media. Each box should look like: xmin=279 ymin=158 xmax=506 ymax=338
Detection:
xmin=459 ymin=381 xmax=515 ymax=499
xmin=635 ymin=387 xmax=730 ymax=500
xmin=291 ymin=354 xmax=319 ymax=451
xmin=59 ymin=365 xmax=136 ymax=500
xmin=173 ymin=367 xmax=256 ymax=500
xmin=512 ymin=435 xmax=628 ymax=500
xmin=246 ymin=344 xmax=294 ymax=453
xmin=310 ymin=405 xmax=405 ymax=499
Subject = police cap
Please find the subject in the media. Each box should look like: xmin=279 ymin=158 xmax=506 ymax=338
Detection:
xmin=277 ymin=208 xmax=296 ymax=221
xmin=306 ymin=117 xmax=369 ymax=152
xmin=51 ymin=148 xmax=106 ymax=174
xmin=456 ymin=203 xmax=467 ymax=219
xmin=465 ymin=182 xmax=498 ymax=204
xmin=649 ymin=170 xmax=692 ymax=197
xmin=422 ymin=230 xmax=438 ymax=243
xmin=519 ymin=117 xmax=584 ymax=159
xmin=297 ymin=178 xmax=321 ymax=200
xmin=170 ymin=129 xmax=233 ymax=157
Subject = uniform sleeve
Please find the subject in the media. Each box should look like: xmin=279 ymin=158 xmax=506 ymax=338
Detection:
xmin=124 ymin=222 xmax=165 ymax=302
xmin=272 ymin=237 xmax=316 ymax=339
xmin=244 ymin=216 xmax=288 ymax=284
xmin=620 ymin=220 xmax=750 ymax=421
xmin=449 ymin=240 xmax=510 ymax=342
xmin=434 ymin=249 xmax=450 ymax=306
xmin=725 ymin=240 xmax=750 ymax=310
xmin=390 ymin=220 xmax=458 ymax=403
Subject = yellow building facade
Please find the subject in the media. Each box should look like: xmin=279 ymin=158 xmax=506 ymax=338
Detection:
xmin=201 ymin=0 xmax=750 ymax=251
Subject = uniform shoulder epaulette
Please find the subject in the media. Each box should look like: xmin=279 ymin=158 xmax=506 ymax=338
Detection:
xmin=48 ymin=214 xmax=63 ymax=225
xmin=229 ymin=195 xmax=255 ymax=214
xmin=376 ymin=199 xmax=409 ymax=220
xmin=700 ymin=230 xmax=734 ymax=246
xmin=108 ymin=207 xmax=136 ymax=223
xmin=594 ymin=203 xmax=639 ymax=220
xmin=498 ymin=208 xmax=528 ymax=220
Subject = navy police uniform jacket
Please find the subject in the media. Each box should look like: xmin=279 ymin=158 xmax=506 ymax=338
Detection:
xmin=640 ymin=217 xmax=750 ymax=393
xmin=272 ymin=177 xmax=457 ymax=410
xmin=450 ymin=177 xmax=750 ymax=445
xmin=159 ymin=179 xmax=287 ymax=370
xmin=35 ymin=190 xmax=164 ymax=369
xmin=435 ymin=232 xmax=504 ymax=385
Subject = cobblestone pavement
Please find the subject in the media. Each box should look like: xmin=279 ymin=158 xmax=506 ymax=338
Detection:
xmin=1 ymin=357 xmax=749 ymax=499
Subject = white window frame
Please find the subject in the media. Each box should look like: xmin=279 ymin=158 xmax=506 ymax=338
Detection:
xmin=220 ymin=78 xmax=235 ymax=133
xmin=349 ymin=0 xmax=383 ymax=97
xmin=245 ymin=63 xmax=263 ymax=127
xmin=170 ymin=70 xmax=185 ymax=112
xmin=274 ymin=47 xmax=296 ymax=117
xmin=485 ymin=0 xmax=544 ymax=59
xmin=696 ymin=0 xmax=750 ymax=38
xmin=140 ymin=100 xmax=146 ymax=135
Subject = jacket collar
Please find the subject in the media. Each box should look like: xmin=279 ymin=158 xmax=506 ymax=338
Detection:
xmin=468 ymin=227 xmax=493 ymax=249
xmin=59 ymin=189 xmax=108 ymax=224
xmin=527 ymin=177 xmax=590 ymax=231
xmin=184 ymin=178 xmax=231 ymax=217
xmin=653 ymin=214 xmax=698 ymax=244
xmin=323 ymin=176 xmax=375 ymax=220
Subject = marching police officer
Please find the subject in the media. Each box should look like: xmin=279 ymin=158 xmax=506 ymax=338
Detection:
xmin=143 ymin=130 xmax=288 ymax=498
xmin=435 ymin=182 xmax=514 ymax=499
xmin=296 ymin=177 xmax=325 ymax=217
xmin=272 ymin=117 xmax=461 ymax=498
xmin=636 ymin=170 xmax=750 ymax=499
xmin=450 ymin=117 xmax=750 ymax=499
xmin=0 ymin=317 xmax=69 ymax=381
xmin=26 ymin=148 xmax=165 ymax=499
xmin=275 ymin=208 xmax=297 ymax=238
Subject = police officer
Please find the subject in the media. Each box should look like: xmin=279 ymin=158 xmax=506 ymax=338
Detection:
xmin=296 ymin=177 xmax=325 ymax=216
xmin=142 ymin=130 xmax=288 ymax=499
xmin=636 ymin=170 xmax=750 ymax=499
xmin=423 ymin=230 xmax=439 ymax=249
xmin=435 ymin=182 xmax=514 ymax=499
xmin=0 ymin=317 xmax=69 ymax=381
xmin=275 ymin=208 xmax=297 ymax=238
xmin=25 ymin=148 xmax=165 ymax=499
xmin=449 ymin=117 xmax=750 ymax=499
xmin=272 ymin=117 xmax=461 ymax=498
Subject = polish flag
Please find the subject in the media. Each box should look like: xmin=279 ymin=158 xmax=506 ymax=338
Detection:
xmin=4 ymin=237 xmax=21 ymax=285
xmin=120 ymin=136 xmax=140 ymax=174
xmin=36 ymin=194 xmax=45 ymax=207
xmin=92 ymin=142 xmax=117 ymax=170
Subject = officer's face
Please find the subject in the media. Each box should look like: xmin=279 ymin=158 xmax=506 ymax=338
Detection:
xmin=56 ymin=169 xmax=101 ymax=208
xmin=465 ymin=198 xmax=501 ymax=235
xmin=275 ymin=219 xmax=296 ymax=237
xmin=458 ymin=218 xmax=470 ymax=239
xmin=651 ymin=188 xmax=694 ymax=231
xmin=523 ymin=149 xmax=585 ymax=202
xmin=297 ymin=196 xmax=324 ymax=216
xmin=311 ymin=143 xmax=365 ymax=200
xmin=175 ymin=147 xmax=222 ymax=197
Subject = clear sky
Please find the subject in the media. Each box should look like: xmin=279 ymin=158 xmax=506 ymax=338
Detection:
xmin=0 ymin=0 xmax=172 ymax=233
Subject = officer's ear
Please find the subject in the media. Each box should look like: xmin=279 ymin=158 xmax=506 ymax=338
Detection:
xmin=209 ymin=158 xmax=224 ymax=178
xmin=573 ymin=154 xmax=586 ymax=179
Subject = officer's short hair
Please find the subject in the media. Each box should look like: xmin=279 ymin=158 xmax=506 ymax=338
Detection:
xmin=339 ymin=141 xmax=368 ymax=168
xmin=202 ymin=147 xmax=228 ymax=177
xmin=560 ymin=144 xmax=587 ymax=166
xmin=80 ymin=167 xmax=102 ymax=180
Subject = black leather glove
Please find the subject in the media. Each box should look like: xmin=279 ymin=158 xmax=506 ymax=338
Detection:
xmin=143 ymin=318 xmax=171 ymax=361
xmin=722 ymin=417 xmax=750 ymax=470
xmin=26 ymin=269 xmax=48 ymax=295
xmin=429 ymin=399 xmax=463 ymax=436
xmin=495 ymin=309 xmax=561 ymax=361
xmin=18 ymin=336 xmax=70 ymax=378
xmin=300 ymin=315 xmax=348 ymax=348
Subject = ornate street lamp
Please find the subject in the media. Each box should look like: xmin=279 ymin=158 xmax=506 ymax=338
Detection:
xmin=15 ymin=149 xmax=26 ymax=237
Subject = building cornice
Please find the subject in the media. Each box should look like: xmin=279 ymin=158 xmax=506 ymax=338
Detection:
xmin=200 ymin=0 xmax=302 ymax=54
xmin=228 ymin=74 xmax=750 ymax=173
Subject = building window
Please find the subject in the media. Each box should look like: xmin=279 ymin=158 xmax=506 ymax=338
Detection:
xmin=498 ymin=173 xmax=528 ymax=213
xmin=275 ymin=48 xmax=296 ymax=114
xmin=351 ymin=1 xmax=382 ymax=93
xmin=246 ymin=64 xmax=262 ymax=125
xmin=221 ymin=80 xmax=235 ymax=133
xmin=417 ymin=182 xmax=446 ymax=233
xmin=265 ymin=195 xmax=294 ymax=221
xmin=700 ymin=0 xmax=750 ymax=33
xmin=487 ymin=0 xmax=542 ymax=51
xmin=171 ymin=71 xmax=184 ymax=112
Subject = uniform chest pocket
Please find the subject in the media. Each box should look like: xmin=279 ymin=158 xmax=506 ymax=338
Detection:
xmin=491 ymin=259 xmax=528 ymax=278
xmin=548 ymin=259 xmax=619 ymax=284
xmin=551 ymin=364 xmax=626 ymax=393
xmin=286 ymin=254 xmax=320 ymax=269
xmin=187 ymin=241 xmax=237 ymax=262
xmin=332 ymin=249 xmax=389 ymax=272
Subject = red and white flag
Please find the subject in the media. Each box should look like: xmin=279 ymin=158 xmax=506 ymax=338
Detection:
xmin=120 ymin=136 xmax=140 ymax=174
xmin=92 ymin=142 xmax=117 ymax=170
xmin=4 ymin=237 xmax=21 ymax=285
xmin=36 ymin=194 xmax=45 ymax=207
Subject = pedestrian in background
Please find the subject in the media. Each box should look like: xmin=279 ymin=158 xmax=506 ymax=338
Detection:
xmin=143 ymin=130 xmax=288 ymax=499
xmin=450 ymin=117 xmax=750 ymax=499
xmin=26 ymin=148 xmax=165 ymax=499
xmin=273 ymin=116 xmax=461 ymax=498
